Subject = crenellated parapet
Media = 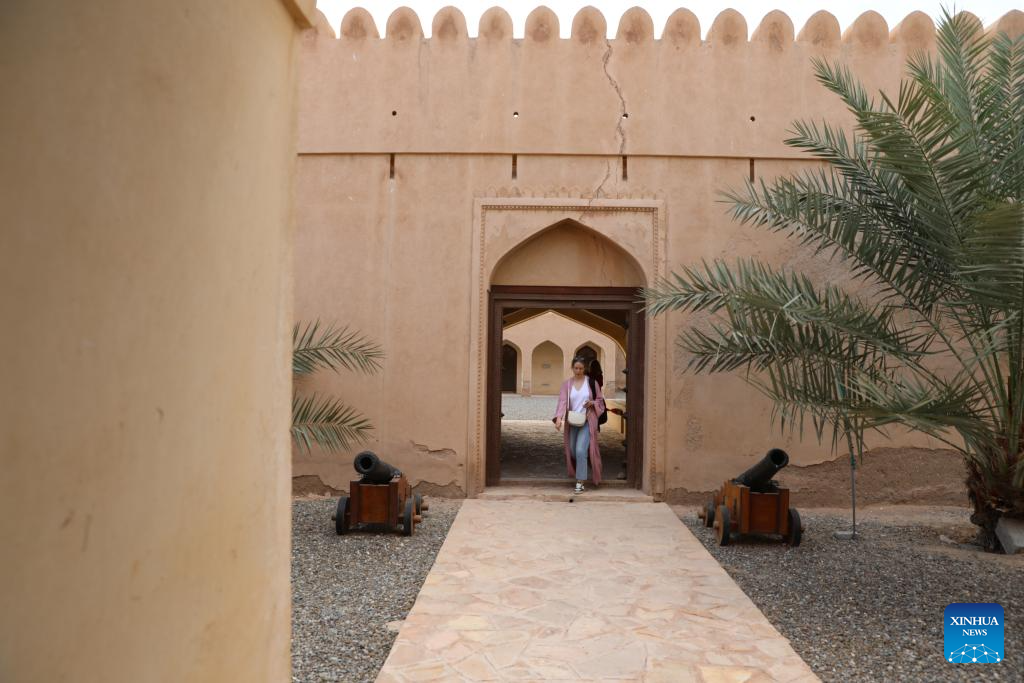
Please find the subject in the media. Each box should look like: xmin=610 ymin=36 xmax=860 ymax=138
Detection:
xmin=299 ymin=6 xmax=1024 ymax=157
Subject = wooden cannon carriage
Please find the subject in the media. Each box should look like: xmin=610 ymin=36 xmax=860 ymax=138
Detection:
xmin=698 ymin=448 xmax=802 ymax=547
xmin=332 ymin=451 xmax=427 ymax=536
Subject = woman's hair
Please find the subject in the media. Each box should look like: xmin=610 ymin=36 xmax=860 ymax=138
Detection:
xmin=571 ymin=356 xmax=588 ymax=368
xmin=589 ymin=359 xmax=603 ymax=375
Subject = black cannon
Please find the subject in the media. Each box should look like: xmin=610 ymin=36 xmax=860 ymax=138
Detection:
xmin=698 ymin=448 xmax=801 ymax=546
xmin=354 ymin=450 xmax=401 ymax=484
xmin=732 ymin=447 xmax=789 ymax=492
xmin=333 ymin=451 xmax=426 ymax=536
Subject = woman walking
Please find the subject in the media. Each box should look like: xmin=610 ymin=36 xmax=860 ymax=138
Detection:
xmin=553 ymin=356 xmax=606 ymax=493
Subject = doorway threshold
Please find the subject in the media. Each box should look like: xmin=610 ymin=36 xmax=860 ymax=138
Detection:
xmin=498 ymin=477 xmax=629 ymax=488
xmin=479 ymin=483 xmax=653 ymax=504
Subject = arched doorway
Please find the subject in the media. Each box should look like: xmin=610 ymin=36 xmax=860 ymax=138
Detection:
xmin=575 ymin=343 xmax=599 ymax=367
xmin=486 ymin=218 xmax=647 ymax=488
xmin=500 ymin=343 xmax=519 ymax=393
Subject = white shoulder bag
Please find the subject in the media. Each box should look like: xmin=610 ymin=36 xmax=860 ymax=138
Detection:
xmin=566 ymin=380 xmax=587 ymax=427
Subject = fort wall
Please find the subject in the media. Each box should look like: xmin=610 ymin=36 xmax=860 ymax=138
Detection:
xmin=294 ymin=7 xmax=1024 ymax=499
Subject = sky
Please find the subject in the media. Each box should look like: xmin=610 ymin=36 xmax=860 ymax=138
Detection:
xmin=315 ymin=1 xmax=1021 ymax=38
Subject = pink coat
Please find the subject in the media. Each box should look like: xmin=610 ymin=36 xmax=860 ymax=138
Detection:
xmin=553 ymin=376 xmax=606 ymax=485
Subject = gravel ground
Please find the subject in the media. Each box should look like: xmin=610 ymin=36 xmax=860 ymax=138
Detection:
xmin=291 ymin=496 xmax=461 ymax=683
xmin=501 ymin=394 xmax=558 ymax=420
xmin=679 ymin=508 xmax=1023 ymax=682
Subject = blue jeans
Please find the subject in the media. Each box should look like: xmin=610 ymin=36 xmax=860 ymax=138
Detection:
xmin=569 ymin=425 xmax=591 ymax=481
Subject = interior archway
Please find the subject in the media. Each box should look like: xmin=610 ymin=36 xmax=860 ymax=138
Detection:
xmin=530 ymin=341 xmax=563 ymax=396
xmin=574 ymin=343 xmax=601 ymax=365
xmin=504 ymin=307 xmax=627 ymax=353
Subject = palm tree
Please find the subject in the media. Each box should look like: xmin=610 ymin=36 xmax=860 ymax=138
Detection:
xmin=645 ymin=12 xmax=1024 ymax=550
xmin=291 ymin=320 xmax=383 ymax=454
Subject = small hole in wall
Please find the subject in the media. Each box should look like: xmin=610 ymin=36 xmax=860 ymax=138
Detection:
xmin=392 ymin=110 xmax=397 ymax=116
xmin=513 ymin=111 xmax=519 ymax=118
xmin=622 ymin=113 xmax=629 ymax=119
xmin=511 ymin=154 xmax=517 ymax=180
xmin=749 ymin=115 xmax=756 ymax=122
xmin=390 ymin=154 xmax=395 ymax=180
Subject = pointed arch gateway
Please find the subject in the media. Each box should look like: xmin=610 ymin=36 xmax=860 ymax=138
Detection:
xmin=481 ymin=206 xmax=661 ymax=491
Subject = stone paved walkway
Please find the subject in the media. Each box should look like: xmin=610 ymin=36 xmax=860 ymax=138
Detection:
xmin=377 ymin=500 xmax=818 ymax=682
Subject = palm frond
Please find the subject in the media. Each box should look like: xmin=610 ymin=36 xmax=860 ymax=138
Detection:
xmin=955 ymin=202 xmax=1024 ymax=309
xmin=645 ymin=259 xmax=924 ymax=359
xmin=291 ymin=393 xmax=373 ymax=454
xmin=722 ymin=166 xmax=956 ymax=312
xmin=978 ymin=31 xmax=1024 ymax=201
xmin=845 ymin=371 xmax=989 ymax=450
xmin=292 ymin=320 xmax=383 ymax=375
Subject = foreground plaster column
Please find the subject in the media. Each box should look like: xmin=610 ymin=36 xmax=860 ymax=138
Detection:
xmin=0 ymin=2 xmax=314 ymax=680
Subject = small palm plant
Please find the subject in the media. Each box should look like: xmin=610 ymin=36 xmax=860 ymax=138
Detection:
xmin=292 ymin=320 xmax=383 ymax=454
xmin=645 ymin=12 xmax=1024 ymax=550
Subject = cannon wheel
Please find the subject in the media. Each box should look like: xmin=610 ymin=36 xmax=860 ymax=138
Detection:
xmin=335 ymin=496 xmax=350 ymax=535
xmin=715 ymin=505 xmax=731 ymax=546
xmin=785 ymin=508 xmax=802 ymax=547
xmin=414 ymin=493 xmax=424 ymax=516
xmin=704 ymin=500 xmax=716 ymax=528
xmin=402 ymin=499 xmax=415 ymax=536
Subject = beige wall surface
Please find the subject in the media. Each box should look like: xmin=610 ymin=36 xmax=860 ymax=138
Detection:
xmin=294 ymin=8 xmax=1024 ymax=498
xmin=1 ymin=1 xmax=311 ymax=681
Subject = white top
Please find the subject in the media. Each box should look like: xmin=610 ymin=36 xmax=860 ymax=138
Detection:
xmin=569 ymin=378 xmax=591 ymax=414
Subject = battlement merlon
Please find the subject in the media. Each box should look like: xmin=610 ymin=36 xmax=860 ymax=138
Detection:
xmin=299 ymin=6 xmax=1024 ymax=158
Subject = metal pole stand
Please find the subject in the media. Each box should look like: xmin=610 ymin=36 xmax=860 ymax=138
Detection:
xmin=833 ymin=432 xmax=858 ymax=541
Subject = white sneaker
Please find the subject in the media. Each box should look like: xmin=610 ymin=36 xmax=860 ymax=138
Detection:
xmin=574 ymin=483 xmax=585 ymax=494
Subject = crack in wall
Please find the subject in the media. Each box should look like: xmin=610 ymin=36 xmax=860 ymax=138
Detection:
xmin=602 ymin=39 xmax=628 ymax=154
xmin=589 ymin=39 xmax=626 ymax=205
xmin=590 ymin=39 xmax=627 ymax=202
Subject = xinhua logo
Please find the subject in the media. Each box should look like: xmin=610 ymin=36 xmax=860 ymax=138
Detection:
xmin=944 ymin=603 xmax=1004 ymax=663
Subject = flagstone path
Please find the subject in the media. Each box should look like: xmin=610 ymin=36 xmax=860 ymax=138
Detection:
xmin=378 ymin=499 xmax=818 ymax=682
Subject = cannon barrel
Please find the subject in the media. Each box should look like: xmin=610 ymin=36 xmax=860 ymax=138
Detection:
xmin=353 ymin=451 xmax=401 ymax=484
xmin=733 ymin=448 xmax=789 ymax=491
